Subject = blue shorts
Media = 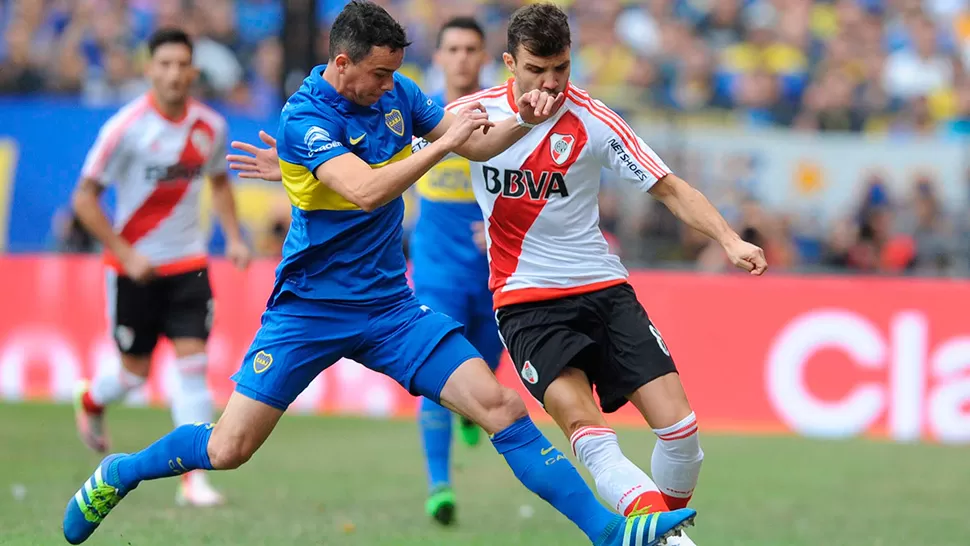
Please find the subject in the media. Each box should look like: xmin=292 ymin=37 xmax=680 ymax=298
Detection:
xmin=232 ymin=292 xmax=481 ymax=411
xmin=414 ymin=283 xmax=502 ymax=371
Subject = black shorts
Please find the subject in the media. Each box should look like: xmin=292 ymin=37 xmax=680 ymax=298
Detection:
xmin=107 ymin=268 xmax=214 ymax=356
xmin=496 ymin=282 xmax=677 ymax=413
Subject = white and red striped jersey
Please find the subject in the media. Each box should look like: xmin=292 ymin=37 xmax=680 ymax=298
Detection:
xmin=448 ymin=80 xmax=671 ymax=309
xmin=81 ymin=93 xmax=228 ymax=276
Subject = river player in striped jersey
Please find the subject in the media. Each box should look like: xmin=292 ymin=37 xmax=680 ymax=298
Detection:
xmin=70 ymin=28 xmax=250 ymax=508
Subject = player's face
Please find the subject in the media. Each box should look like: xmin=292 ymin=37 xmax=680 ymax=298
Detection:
xmin=147 ymin=43 xmax=196 ymax=106
xmin=504 ymin=46 xmax=570 ymax=97
xmin=434 ymin=28 xmax=486 ymax=91
xmin=336 ymin=46 xmax=405 ymax=106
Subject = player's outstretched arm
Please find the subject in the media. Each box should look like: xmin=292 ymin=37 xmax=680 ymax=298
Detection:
xmin=72 ymin=178 xmax=152 ymax=281
xmin=227 ymin=131 xmax=282 ymax=182
xmin=316 ymin=107 xmax=492 ymax=212
xmin=649 ymin=174 xmax=767 ymax=275
xmin=425 ymin=90 xmax=564 ymax=162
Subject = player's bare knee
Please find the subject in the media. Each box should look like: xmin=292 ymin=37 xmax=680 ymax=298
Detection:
xmin=207 ymin=426 xmax=256 ymax=470
xmin=478 ymin=386 xmax=527 ymax=433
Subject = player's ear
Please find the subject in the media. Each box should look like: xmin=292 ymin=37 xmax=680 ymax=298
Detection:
xmin=333 ymin=53 xmax=351 ymax=72
xmin=502 ymin=52 xmax=515 ymax=74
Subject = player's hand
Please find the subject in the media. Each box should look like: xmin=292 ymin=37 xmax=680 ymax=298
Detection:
xmin=227 ymin=131 xmax=282 ymax=182
xmin=517 ymin=89 xmax=565 ymax=126
xmin=723 ymin=237 xmax=768 ymax=276
xmin=472 ymin=221 xmax=487 ymax=253
xmin=442 ymin=102 xmax=495 ymax=150
xmin=121 ymin=250 xmax=154 ymax=283
xmin=226 ymin=238 xmax=251 ymax=270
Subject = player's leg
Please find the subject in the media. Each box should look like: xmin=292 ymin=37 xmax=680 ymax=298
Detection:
xmin=544 ymin=365 xmax=670 ymax=517
xmin=355 ymin=299 xmax=617 ymax=543
xmin=63 ymin=295 xmax=352 ymax=544
xmin=74 ymin=271 xmax=158 ymax=453
xmin=163 ymin=269 xmax=223 ymax=506
xmin=456 ymin=286 xmax=504 ymax=447
xmin=597 ymin=284 xmax=703 ymax=512
xmin=627 ymin=375 xmax=701 ymax=511
xmin=412 ymin=286 xmax=469 ymax=525
xmin=496 ymin=295 xmax=695 ymax=545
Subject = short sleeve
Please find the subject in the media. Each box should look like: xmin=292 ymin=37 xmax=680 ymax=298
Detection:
xmin=586 ymin=99 xmax=671 ymax=192
xmin=203 ymin=119 xmax=229 ymax=177
xmin=81 ymin=115 xmax=131 ymax=186
xmin=397 ymin=74 xmax=445 ymax=138
xmin=276 ymin=103 xmax=350 ymax=176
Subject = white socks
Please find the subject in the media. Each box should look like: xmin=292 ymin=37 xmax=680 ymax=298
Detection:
xmin=89 ymin=365 xmax=146 ymax=407
xmin=570 ymin=426 xmax=667 ymax=515
xmin=171 ymin=353 xmax=214 ymax=427
xmin=651 ymin=412 xmax=704 ymax=509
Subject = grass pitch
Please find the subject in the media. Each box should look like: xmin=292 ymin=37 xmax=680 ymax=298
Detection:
xmin=1 ymin=403 xmax=967 ymax=546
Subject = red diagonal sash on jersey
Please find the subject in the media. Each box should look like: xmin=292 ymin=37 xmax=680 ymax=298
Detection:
xmin=119 ymin=118 xmax=214 ymax=244
xmin=487 ymin=111 xmax=589 ymax=294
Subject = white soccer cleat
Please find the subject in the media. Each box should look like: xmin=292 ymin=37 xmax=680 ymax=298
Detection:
xmin=664 ymin=530 xmax=698 ymax=545
xmin=176 ymin=471 xmax=225 ymax=507
xmin=73 ymin=380 xmax=109 ymax=453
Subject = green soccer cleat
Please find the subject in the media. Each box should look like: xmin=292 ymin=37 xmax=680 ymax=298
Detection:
xmin=425 ymin=486 xmax=456 ymax=526
xmin=458 ymin=416 xmax=481 ymax=447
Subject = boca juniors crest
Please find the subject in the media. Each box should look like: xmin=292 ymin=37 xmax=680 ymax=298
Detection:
xmin=385 ymin=109 xmax=405 ymax=136
xmin=550 ymin=133 xmax=575 ymax=166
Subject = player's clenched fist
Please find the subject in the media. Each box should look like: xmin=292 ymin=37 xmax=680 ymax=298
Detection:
xmin=441 ymin=102 xmax=495 ymax=149
xmin=517 ymin=89 xmax=565 ymax=125
xmin=723 ymin=238 xmax=768 ymax=275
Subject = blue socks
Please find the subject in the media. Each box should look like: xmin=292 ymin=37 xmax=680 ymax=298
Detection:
xmin=491 ymin=416 xmax=620 ymax=544
xmin=418 ymin=397 xmax=453 ymax=491
xmin=114 ymin=422 xmax=215 ymax=490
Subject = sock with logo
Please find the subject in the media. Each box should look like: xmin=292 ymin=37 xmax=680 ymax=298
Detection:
xmin=491 ymin=416 xmax=621 ymax=543
xmin=418 ymin=397 xmax=453 ymax=490
xmin=571 ymin=426 xmax=668 ymax=515
xmin=113 ymin=423 xmax=215 ymax=491
xmin=651 ymin=412 xmax=704 ymax=510
xmin=84 ymin=366 xmax=146 ymax=412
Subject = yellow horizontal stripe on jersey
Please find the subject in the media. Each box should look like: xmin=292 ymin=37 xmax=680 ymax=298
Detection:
xmin=416 ymin=155 xmax=476 ymax=202
xmin=281 ymin=144 xmax=413 ymax=211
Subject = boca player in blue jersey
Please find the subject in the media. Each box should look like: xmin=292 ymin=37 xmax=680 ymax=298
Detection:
xmin=62 ymin=2 xmax=693 ymax=545
xmin=411 ymin=17 xmax=503 ymax=526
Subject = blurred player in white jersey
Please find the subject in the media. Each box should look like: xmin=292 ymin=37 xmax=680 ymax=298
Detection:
xmin=70 ymin=28 xmax=250 ymax=507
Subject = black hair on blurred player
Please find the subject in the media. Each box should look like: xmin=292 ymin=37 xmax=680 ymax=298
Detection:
xmin=148 ymin=28 xmax=193 ymax=57
xmin=507 ymin=3 xmax=571 ymax=58
xmin=436 ymin=16 xmax=485 ymax=49
xmin=329 ymin=0 xmax=411 ymax=63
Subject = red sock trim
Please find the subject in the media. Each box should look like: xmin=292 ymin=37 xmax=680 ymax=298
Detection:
xmin=81 ymin=391 xmax=104 ymax=414
xmin=661 ymin=492 xmax=692 ymax=510
xmin=569 ymin=426 xmax=615 ymax=455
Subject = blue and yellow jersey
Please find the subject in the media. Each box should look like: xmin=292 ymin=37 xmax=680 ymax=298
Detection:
xmin=272 ymin=66 xmax=445 ymax=304
xmin=409 ymin=92 xmax=489 ymax=290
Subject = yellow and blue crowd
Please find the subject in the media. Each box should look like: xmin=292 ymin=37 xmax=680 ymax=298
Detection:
xmin=3 ymin=0 xmax=968 ymax=275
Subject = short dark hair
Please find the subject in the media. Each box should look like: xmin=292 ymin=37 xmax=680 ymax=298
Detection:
xmin=329 ymin=1 xmax=411 ymax=63
xmin=148 ymin=28 xmax=193 ymax=57
xmin=436 ymin=16 xmax=485 ymax=49
xmin=507 ymin=3 xmax=571 ymax=58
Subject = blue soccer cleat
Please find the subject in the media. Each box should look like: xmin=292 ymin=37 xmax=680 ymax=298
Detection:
xmin=602 ymin=508 xmax=697 ymax=546
xmin=63 ymin=454 xmax=131 ymax=544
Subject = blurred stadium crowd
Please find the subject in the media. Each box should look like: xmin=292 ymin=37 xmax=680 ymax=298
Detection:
xmin=6 ymin=0 xmax=970 ymax=276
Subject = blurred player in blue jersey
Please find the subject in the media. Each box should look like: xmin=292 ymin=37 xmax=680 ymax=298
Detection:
xmin=63 ymin=3 xmax=691 ymax=545
xmin=411 ymin=16 xmax=502 ymax=526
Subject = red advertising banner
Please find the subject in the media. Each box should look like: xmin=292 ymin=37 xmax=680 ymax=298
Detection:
xmin=2 ymin=256 xmax=968 ymax=444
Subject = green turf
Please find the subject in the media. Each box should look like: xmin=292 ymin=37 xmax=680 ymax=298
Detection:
xmin=1 ymin=403 xmax=967 ymax=545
